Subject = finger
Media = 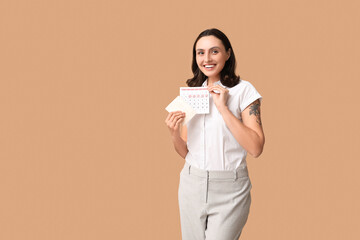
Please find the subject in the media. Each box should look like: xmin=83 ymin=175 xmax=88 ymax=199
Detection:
xmin=174 ymin=116 xmax=185 ymax=128
xmin=211 ymin=85 xmax=225 ymax=91
xmin=166 ymin=112 xmax=179 ymax=123
xmin=171 ymin=111 xmax=183 ymax=114
xmin=208 ymin=86 xmax=224 ymax=94
xmin=208 ymin=85 xmax=223 ymax=89
xmin=169 ymin=112 xmax=181 ymax=121
xmin=169 ymin=113 xmax=184 ymax=124
xmin=165 ymin=112 xmax=174 ymax=122
xmin=173 ymin=114 xmax=185 ymax=123
xmin=169 ymin=113 xmax=177 ymax=123
xmin=215 ymin=88 xmax=226 ymax=94
xmin=209 ymin=89 xmax=221 ymax=94
xmin=170 ymin=111 xmax=184 ymax=116
xmin=170 ymin=115 xmax=184 ymax=129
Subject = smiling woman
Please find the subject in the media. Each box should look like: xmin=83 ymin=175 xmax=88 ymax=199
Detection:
xmin=195 ymin=37 xmax=230 ymax=85
xmin=165 ymin=28 xmax=265 ymax=240
xmin=187 ymin=28 xmax=240 ymax=88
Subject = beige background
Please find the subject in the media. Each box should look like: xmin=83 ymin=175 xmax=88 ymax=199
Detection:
xmin=1 ymin=0 xmax=359 ymax=239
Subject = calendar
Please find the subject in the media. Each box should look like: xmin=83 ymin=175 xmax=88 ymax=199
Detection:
xmin=180 ymin=87 xmax=209 ymax=114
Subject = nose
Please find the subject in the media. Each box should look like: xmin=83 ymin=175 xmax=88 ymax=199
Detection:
xmin=204 ymin=52 xmax=211 ymax=63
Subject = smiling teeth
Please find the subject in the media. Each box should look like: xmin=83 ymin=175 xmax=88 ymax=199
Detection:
xmin=205 ymin=65 xmax=215 ymax=68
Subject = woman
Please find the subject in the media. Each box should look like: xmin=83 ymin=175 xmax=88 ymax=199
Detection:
xmin=165 ymin=28 xmax=265 ymax=240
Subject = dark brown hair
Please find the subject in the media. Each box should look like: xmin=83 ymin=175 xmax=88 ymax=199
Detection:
xmin=186 ymin=28 xmax=241 ymax=88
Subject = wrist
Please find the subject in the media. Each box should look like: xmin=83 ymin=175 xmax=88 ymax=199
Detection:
xmin=218 ymin=105 xmax=229 ymax=114
xmin=171 ymin=132 xmax=181 ymax=140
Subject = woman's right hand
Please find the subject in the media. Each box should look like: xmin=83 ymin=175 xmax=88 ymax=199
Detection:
xmin=165 ymin=111 xmax=186 ymax=137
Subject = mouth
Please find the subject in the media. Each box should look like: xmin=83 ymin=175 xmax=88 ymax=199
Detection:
xmin=203 ymin=64 xmax=216 ymax=71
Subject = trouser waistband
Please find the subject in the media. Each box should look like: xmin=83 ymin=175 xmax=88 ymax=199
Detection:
xmin=183 ymin=161 xmax=249 ymax=180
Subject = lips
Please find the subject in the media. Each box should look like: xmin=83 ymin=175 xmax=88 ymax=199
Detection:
xmin=204 ymin=64 xmax=216 ymax=70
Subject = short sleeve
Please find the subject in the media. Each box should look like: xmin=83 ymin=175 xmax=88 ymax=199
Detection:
xmin=239 ymin=81 xmax=262 ymax=112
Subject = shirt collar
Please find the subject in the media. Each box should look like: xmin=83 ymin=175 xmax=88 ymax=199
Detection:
xmin=202 ymin=79 xmax=227 ymax=88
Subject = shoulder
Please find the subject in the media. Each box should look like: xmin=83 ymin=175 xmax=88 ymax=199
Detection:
xmin=229 ymin=79 xmax=259 ymax=95
xmin=229 ymin=79 xmax=262 ymax=112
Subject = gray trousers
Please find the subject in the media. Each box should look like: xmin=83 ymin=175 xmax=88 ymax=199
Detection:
xmin=178 ymin=161 xmax=252 ymax=240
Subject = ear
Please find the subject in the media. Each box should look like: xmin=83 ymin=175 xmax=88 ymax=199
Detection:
xmin=226 ymin=48 xmax=231 ymax=60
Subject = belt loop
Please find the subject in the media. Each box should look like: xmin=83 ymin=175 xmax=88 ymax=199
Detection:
xmin=188 ymin=165 xmax=191 ymax=175
xmin=234 ymin=170 xmax=237 ymax=181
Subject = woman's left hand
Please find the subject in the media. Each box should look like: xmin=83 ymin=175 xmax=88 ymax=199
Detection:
xmin=208 ymin=85 xmax=229 ymax=112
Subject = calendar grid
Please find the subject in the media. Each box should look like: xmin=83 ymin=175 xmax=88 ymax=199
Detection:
xmin=180 ymin=87 xmax=209 ymax=114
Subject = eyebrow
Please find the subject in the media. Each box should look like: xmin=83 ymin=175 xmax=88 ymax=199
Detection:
xmin=196 ymin=46 xmax=221 ymax=51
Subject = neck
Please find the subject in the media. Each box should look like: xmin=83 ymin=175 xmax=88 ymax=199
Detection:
xmin=207 ymin=76 xmax=220 ymax=86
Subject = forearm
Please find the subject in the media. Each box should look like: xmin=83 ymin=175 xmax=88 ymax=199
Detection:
xmin=219 ymin=107 xmax=264 ymax=157
xmin=171 ymin=135 xmax=188 ymax=159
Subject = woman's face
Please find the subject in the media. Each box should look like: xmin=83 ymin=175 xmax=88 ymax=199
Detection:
xmin=195 ymin=35 xmax=230 ymax=81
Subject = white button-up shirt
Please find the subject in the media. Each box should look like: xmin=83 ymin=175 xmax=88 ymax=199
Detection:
xmin=185 ymin=79 xmax=262 ymax=171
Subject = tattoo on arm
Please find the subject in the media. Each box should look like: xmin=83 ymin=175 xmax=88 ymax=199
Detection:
xmin=249 ymin=100 xmax=262 ymax=126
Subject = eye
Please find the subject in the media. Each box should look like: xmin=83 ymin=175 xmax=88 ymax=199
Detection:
xmin=212 ymin=50 xmax=219 ymax=54
xmin=197 ymin=51 xmax=204 ymax=55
